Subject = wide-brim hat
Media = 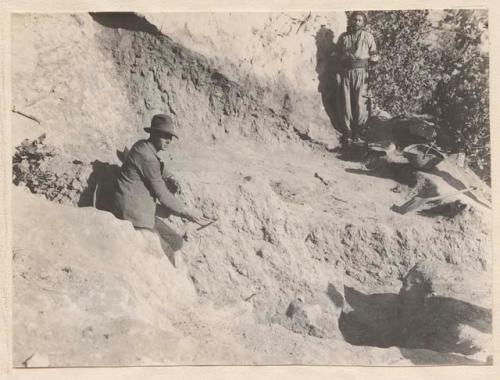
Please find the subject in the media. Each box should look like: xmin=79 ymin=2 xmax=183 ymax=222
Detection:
xmin=144 ymin=114 xmax=178 ymax=138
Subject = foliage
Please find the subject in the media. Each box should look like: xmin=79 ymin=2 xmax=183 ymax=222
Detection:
xmin=352 ymin=10 xmax=490 ymax=183
xmin=363 ymin=10 xmax=439 ymax=116
xmin=427 ymin=10 xmax=490 ymax=182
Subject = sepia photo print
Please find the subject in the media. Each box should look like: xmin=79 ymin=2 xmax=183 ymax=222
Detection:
xmin=8 ymin=9 xmax=492 ymax=367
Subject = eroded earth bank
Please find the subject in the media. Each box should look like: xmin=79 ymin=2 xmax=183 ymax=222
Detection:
xmin=11 ymin=13 xmax=492 ymax=366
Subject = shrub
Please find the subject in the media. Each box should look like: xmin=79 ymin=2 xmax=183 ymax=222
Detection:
xmin=363 ymin=10 xmax=440 ymax=116
xmin=350 ymin=10 xmax=490 ymax=183
xmin=427 ymin=10 xmax=490 ymax=183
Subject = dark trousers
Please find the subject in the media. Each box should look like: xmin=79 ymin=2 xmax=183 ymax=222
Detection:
xmin=337 ymin=68 xmax=369 ymax=138
xmin=136 ymin=217 xmax=183 ymax=266
xmin=154 ymin=217 xmax=184 ymax=252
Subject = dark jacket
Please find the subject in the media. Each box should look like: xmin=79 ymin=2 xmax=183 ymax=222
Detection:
xmin=113 ymin=139 xmax=186 ymax=229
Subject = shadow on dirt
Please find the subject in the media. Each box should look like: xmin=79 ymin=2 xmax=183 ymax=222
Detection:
xmin=315 ymin=26 xmax=342 ymax=134
xmin=327 ymin=282 xmax=345 ymax=308
xmin=337 ymin=286 xmax=492 ymax=361
xmin=152 ymin=215 xmax=184 ymax=266
xmin=78 ymin=159 xmax=121 ymax=211
xmin=78 ymin=147 xmax=135 ymax=211
xmin=345 ymin=161 xmax=419 ymax=187
xmin=89 ymin=12 xmax=162 ymax=35
xmin=432 ymin=167 xmax=491 ymax=209
xmin=417 ymin=200 xmax=469 ymax=218
xmin=398 ymin=348 xmax=487 ymax=365
xmin=338 ymin=287 xmax=400 ymax=348
xmin=330 ymin=145 xmax=370 ymax=163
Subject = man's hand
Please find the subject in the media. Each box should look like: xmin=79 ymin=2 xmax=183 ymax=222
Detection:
xmin=369 ymin=54 xmax=380 ymax=63
xmin=184 ymin=209 xmax=211 ymax=226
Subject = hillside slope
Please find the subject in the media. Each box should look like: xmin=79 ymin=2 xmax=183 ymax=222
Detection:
xmin=13 ymin=184 xmax=491 ymax=366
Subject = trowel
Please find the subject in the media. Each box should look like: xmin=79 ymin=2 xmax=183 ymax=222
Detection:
xmin=196 ymin=219 xmax=217 ymax=231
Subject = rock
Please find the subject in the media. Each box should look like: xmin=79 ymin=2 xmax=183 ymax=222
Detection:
xmin=18 ymin=159 xmax=30 ymax=172
xmin=22 ymin=353 xmax=50 ymax=367
xmin=371 ymin=107 xmax=392 ymax=120
xmin=364 ymin=115 xmax=438 ymax=150
xmin=399 ymin=260 xmax=490 ymax=307
xmin=285 ymin=298 xmax=304 ymax=318
xmin=71 ymin=178 xmax=83 ymax=191
xmin=286 ymin=298 xmax=323 ymax=338
xmin=407 ymin=119 xmax=437 ymax=141
xmin=286 ymin=295 xmax=340 ymax=339
xmin=398 ymin=260 xmax=492 ymax=356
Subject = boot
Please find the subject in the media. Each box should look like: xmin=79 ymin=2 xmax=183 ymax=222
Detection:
xmin=340 ymin=132 xmax=352 ymax=148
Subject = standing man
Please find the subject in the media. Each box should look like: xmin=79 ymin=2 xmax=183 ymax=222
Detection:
xmin=334 ymin=11 xmax=379 ymax=146
xmin=113 ymin=114 xmax=208 ymax=260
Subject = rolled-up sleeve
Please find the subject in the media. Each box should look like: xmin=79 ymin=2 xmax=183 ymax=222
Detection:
xmin=140 ymin=156 xmax=187 ymax=216
xmin=368 ymin=33 xmax=377 ymax=55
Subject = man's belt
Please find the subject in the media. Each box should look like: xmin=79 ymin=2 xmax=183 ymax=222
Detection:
xmin=343 ymin=58 xmax=369 ymax=69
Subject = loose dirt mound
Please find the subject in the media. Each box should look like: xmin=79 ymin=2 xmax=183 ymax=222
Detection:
xmin=12 ymin=185 xmax=491 ymax=366
xmin=11 ymin=12 xmax=492 ymax=366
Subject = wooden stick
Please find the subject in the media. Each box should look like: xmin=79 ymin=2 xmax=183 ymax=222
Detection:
xmin=12 ymin=108 xmax=41 ymax=124
xmin=196 ymin=220 xmax=216 ymax=231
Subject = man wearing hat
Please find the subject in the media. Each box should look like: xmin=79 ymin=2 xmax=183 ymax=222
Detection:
xmin=113 ymin=114 xmax=207 ymax=258
xmin=334 ymin=11 xmax=379 ymax=146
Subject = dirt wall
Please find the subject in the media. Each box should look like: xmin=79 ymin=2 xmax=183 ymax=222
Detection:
xmin=10 ymin=12 xmax=493 ymax=367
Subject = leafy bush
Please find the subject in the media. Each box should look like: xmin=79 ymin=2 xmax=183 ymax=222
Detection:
xmin=427 ymin=10 xmax=489 ymax=183
xmin=352 ymin=10 xmax=490 ymax=183
xmin=364 ymin=10 xmax=440 ymax=116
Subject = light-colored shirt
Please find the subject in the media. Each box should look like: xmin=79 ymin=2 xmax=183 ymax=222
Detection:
xmin=337 ymin=30 xmax=377 ymax=60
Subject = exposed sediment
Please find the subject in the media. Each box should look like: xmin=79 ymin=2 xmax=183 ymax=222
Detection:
xmin=11 ymin=12 xmax=492 ymax=366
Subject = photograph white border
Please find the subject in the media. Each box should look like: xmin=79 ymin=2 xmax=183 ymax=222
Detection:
xmin=1 ymin=0 xmax=498 ymax=379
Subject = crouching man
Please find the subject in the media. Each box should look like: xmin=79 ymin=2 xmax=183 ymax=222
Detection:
xmin=112 ymin=113 xmax=208 ymax=261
